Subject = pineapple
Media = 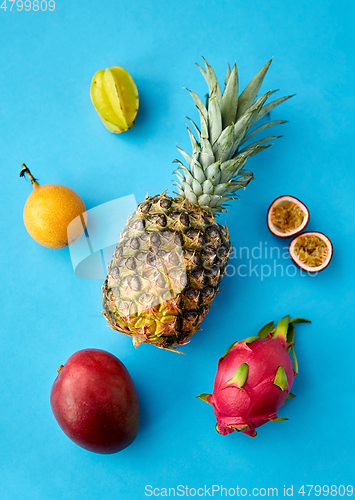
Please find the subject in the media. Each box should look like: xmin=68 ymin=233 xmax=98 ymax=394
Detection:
xmin=102 ymin=58 xmax=292 ymax=350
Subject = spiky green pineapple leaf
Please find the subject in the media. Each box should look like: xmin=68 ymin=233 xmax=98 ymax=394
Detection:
xmin=213 ymin=182 xmax=230 ymax=196
xmin=192 ymin=179 xmax=203 ymax=196
xmin=198 ymin=194 xmax=210 ymax=207
xmin=224 ymin=177 xmax=254 ymax=194
xmin=239 ymin=136 xmax=281 ymax=155
xmin=220 ymin=157 xmax=249 ymax=183
xmin=186 ymin=116 xmax=201 ymax=138
xmin=173 ymin=169 xmax=185 ymax=185
xmin=236 ymin=144 xmax=272 ymax=159
xmin=204 ymin=160 xmax=221 ymax=178
xmin=172 ymin=184 xmax=184 ymax=196
xmin=185 ymin=90 xmax=212 ymax=169
xmin=183 ymin=183 xmax=198 ymax=204
xmin=226 ymin=363 xmax=249 ymax=388
xmin=274 ymin=366 xmax=288 ymax=391
xmin=230 ymin=91 xmax=272 ymax=157
xmin=224 ymin=63 xmax=231 ymax=86
xmin=208 ymin=85 xmax=222 ymax=145
xmin=176 ymin=147 xmax=193 ymax=169
xmin=202 ymin=179 xmax=214 ymax=195
xmin=185 ymin=88 xmax=208 ymax=122
xmin=257 ymin=320 xmax=274 ymax=338
xmin=210 ymin=194 xmax=229 ymax=208
xmin=220 ymin=62 xmax=238 ymax=128
xmin=191 ymin=162 xmax=206 ymax=184
xmin=204 ymin=58 xmax=222 ymax=101
xmin=205 ymin=161 xmax=221 ymax=186
xmin=186 ymin=125 xmax=201 ymax=157
xmin=241 ymin=120 xmax=288 ymax=146
xmin=199 ymin=145 xmax=215 ymax=170
xmin=236 ymin=58 xmax=273 ymax=119
xmin=251 ymin=94 xmax=295 ymax=126
xmin=226 ymin=148 xmax=260 ymax=179
xmin=212 ymin=124 xmax=236 ymax=162
xmin=234 ymin=169 xmax=254 ymax=181
xmin=173 ymin=160 xmax=194 ymax=184
xmin=197 ymin=58 xmax=222 ymax=103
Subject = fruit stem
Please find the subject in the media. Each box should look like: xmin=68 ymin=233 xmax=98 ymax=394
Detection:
xmin=57 ymin=365 xmax=64 ymax=374
xmin=19 ymin=164 xmax=39 ymax=188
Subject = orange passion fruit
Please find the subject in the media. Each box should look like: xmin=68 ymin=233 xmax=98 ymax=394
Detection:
xmin=20 ymin=164 xmax=86 ymax=249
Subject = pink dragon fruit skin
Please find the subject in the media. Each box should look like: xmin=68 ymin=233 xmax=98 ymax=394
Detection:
xmin=197 ymin=315 xmax=310 ymax=437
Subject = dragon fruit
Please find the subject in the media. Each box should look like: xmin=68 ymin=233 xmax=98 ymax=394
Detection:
xmin=197 ymin=315 xmax=310 ymax=437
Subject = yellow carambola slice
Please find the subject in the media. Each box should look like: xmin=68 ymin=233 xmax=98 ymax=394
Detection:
xmin=90 ymin=67 xmax=139 ymax=133
xmin=90 ymin=70 xmax=125 ymax=133
xmin=110 ymin=66 xmax=139 ymax=126
xmin=102 ymin=68 xmax=129 ymax=130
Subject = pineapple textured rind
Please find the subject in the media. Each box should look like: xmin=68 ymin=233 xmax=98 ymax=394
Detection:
xmin=102 ymin=195 xmax=231 ymax=349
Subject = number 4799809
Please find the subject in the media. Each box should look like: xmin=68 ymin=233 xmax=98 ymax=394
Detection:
xmin=298 ymin=485 xmax=353 ymax=496
xmin=1 ymin=0 xmax=55 ymax=11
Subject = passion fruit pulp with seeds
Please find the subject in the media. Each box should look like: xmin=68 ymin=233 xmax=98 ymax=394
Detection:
xmin=289 ymin=231 xmax=333 ymax=273
xmin=20 ymin=164 xmax=86 ymax=249
xmin=267 ymin=195 xmax=309 ymax=238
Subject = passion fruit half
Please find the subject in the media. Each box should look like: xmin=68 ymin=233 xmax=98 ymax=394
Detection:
xmin=289 ymin=231 xmax=333 ymax=273
xmin=267 ymin=195 xmax=309 ymax=238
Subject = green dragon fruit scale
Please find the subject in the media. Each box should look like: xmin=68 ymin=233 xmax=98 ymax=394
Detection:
xmin=197 ymin=315 xmax=310 ymax=437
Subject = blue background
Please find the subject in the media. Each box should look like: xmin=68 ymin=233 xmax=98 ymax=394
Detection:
xmin=1 ymin=0 xmax=354 ymax=498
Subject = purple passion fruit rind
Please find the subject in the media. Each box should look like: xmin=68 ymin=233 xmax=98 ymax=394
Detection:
xmin=267 ymin=195 xmax=309 ymax=238
xmin=289 ymin=231 xmax=333 ymax=273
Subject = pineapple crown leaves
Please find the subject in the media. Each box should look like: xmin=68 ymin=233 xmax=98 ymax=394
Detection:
xmin=173 ymin=58 xmax=294 ymax=213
